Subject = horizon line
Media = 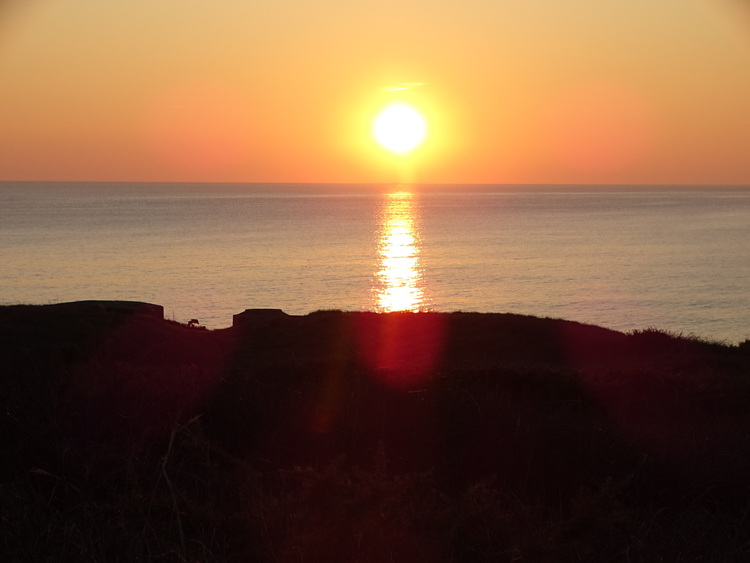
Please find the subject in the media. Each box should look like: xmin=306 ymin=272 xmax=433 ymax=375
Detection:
xmin=2 ymin=180 xmax=749 ymax=189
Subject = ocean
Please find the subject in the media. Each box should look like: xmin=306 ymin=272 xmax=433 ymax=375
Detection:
xmin=1 ymin=182 xmax=748 ymax=344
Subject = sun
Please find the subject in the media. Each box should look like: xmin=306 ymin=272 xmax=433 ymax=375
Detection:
xmin=373 ymin=104 xmax=426 ymax=154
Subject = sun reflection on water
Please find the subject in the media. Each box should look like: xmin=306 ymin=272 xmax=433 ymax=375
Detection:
xmin=375 ymin=191 xmax=425 ymax=312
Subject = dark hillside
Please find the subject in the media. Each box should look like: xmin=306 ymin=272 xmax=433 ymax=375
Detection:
xmin=2 ymin=303 xmax=749 ymax=561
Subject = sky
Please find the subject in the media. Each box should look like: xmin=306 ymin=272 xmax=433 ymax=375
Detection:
xmin=1 ymin=0 xmax=750 ymax=185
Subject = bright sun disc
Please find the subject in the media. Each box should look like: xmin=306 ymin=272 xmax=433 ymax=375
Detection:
xmin=373 ymin=104 xmax=426 ymax=154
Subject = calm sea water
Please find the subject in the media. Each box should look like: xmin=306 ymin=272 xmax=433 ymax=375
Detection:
xmin=1 ymin=182 xmax=748 ymax=343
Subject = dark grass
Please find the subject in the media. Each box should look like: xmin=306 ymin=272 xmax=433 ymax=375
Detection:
xmin=2 ymin=303 xmax=750 ymax=561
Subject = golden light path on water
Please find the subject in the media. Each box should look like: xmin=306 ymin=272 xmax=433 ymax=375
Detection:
xmin=375 ymin=191 xmax=425 ymax=312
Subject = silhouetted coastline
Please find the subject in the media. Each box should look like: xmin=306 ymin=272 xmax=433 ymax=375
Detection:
xmin=2 ymin=301 xmax=749 ymax=561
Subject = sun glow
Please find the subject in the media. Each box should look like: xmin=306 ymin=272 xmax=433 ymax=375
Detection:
xmin=373 ymin=104 xmax=427 ymax=154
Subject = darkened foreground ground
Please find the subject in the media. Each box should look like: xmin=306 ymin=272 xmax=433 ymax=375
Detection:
xmin=2 ymin=302 xmax=750 ymax=562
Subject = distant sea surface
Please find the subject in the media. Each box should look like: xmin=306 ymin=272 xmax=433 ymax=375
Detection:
xmin=1 ymin=182 xmax=749 ymax=343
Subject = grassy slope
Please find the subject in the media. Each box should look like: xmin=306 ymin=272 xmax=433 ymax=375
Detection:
xmin=1 ymin=304 xmax=749 ymax=562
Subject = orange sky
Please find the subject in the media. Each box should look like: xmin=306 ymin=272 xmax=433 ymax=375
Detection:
xmin=1 ymin=0 xmax=750 ymax=185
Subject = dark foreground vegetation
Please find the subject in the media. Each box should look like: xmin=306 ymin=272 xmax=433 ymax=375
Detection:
xmin=2 ymin=302 xmax=750 ymax=562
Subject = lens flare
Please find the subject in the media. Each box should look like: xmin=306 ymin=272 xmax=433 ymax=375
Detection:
xmin=358 ymin=192 xmax=443 ymax=390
